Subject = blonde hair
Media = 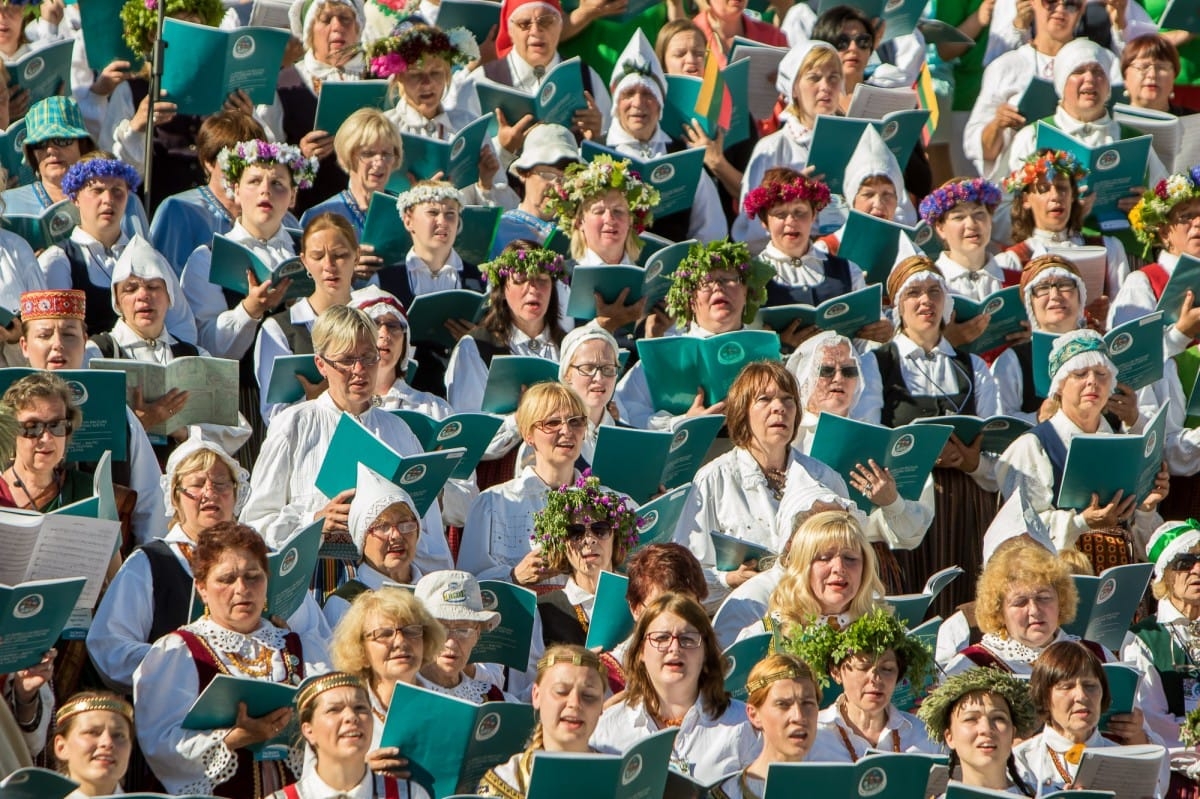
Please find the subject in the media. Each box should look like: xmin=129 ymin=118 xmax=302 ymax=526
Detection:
xmin=974 ymin=542 xmax=1079 ymax=635
xmin=768 ymin=511 xmax=886 ymax=635
xmin=568 ymin=191 xmax=644 ymax=262
xmin=527 ymin=644 xmax=606 ymax=751
xmin=1152 ymin=541 xmax=1200 ymax=600
xmin=515 ymin=382 xmax=587 ymax=441
xmin=745 ymin=653 xmax=821 ymax=708
xmin=330 ymin=587 xmax=446 ymax=683
xmin=788 ymin=46 xmax=841 ymax=113
xmin=168 ymin=447 xmax=232 ymax=527
xmin=333 ymin=107 xmax=401 ymax=174
xmin=312 ymin=304 xmax=377 ymax=359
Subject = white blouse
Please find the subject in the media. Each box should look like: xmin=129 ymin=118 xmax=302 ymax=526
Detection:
xmin=807 ymin=702 xmax=942 ymax=763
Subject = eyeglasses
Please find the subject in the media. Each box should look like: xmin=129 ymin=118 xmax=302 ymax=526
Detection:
xmin=179 ymin=477 xmax=236 ymax=499
xmin=368 ymin=520 xmax=421 ymax=539
xmin=531 ymin=169 xmax=564 ymax=181
xmin=510 ymin=13 xmax=559 ymax=31
xmin=571 ymin=363 xmax=619 ymax=378
xmin=534 ymin=415 xmax=587 ymax=433
xmin=566 ymin=522 xmax=614 ymax=543
xmin=696 ymin=275 xmax=742 ymax=292
xmin=376 ymin=319 xmax=407 ymax=334
xmin=585 ymin=204 xmax=630 ymax=220
xmin=358 ymin=149 xmax=398 ymax=162
xmin=832 ymin=33 xmax=873 ymax=51
xmin=34 ymin=137 xmax=77 ymax=150
xmin=1030 ymin=280 xmax=1079 ymax=298
xmin=1170 ymin=210 xmax=1200 ymax=226
xmin=443 ymin=625 xmax=480 ymax=640
xmin=767 ymin=209 xmax=811 ymax=221
xmin=644 ymin=631 xmax=703 ymax=652
xmin=1039 ymin=0 xmax=1082 ymax=10
xmin=363 ymin=623 xmax=425 ymax=643
xmin=320 ymin=352 xmax=381 ymax=371
xmin=1128 ymin=60 xmax=1174 ymax=76
xmin=817 ymin=364 xmax=860 ymax=380
xmin=18 ymin=419 xmax=73 ymax=438
xmin=1170 ymin=553 xmax=1200 ymax=572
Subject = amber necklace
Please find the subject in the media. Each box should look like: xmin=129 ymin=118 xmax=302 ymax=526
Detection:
xmin=226 ymin=642 xmax=273 ymax=678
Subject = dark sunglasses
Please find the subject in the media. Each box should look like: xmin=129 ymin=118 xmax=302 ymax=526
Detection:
xmin=1170 ymin=553 xmax=1200 ymax=572
xmin=19 ymin=419 xmax=73 ymax=438
xmin=817 ymin=365 xmax=860 ymax=379
xmin=565 ymin=522 xmax=614 ymax=542
xmin=833 ymin=33 xmax=873 ymax=51
xmin=1039 ymin=0 xmax=1082 ymax=11
xmin=34 ymin=137 xmax=78 ymax=150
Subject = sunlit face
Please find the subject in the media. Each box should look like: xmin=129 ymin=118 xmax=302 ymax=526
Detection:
xmin=1124 ymin=55 xmax=1176 ymax=110
xmin=403 ymin=200 xmax=460 ymax=252
xmin=806 ymin=344 xmax=858 ymax=416
xmin=564 ymin=338 xmax=618 ymax=418
xmin=897 ymin=276 xmax=945 ymax=336
xmin=0 ymin=4 xmax=23 ymax=55
xmin=617 ymin=84 xmax=661 ymax=143
xmin=508 ymin=8 xmax=562 ymax=68
xmin=362 ymin=610 xmax=424 ymax=686
xmin=521 ymin=164 xmax=565 ymax=217
xmin=832 ymin=650 xmax=899 ymax=715
xmin=853 ymin=178 xmax=898 ymax=220
xmin=301 ymin=686 xmax=372 ymax=759
xmin=76 ymin=176 xmax=129 ymax=239
xmin=708 ymin=0 xmax=747 ymax=21
xmin=398 ymin=58 xmax=451 ymax=119
xmin=1001 ymin=582 xmax=1060 ymax=649
xmin=310 ymin=2 xmax=361 ymax=65
xmin=747 ymin=378 xmax=797 ymax=452
xmin=21 ymin=317 xmax=85 ymax=370
xmin=808 ymin=543 xmax=864 ymax=615
xmin=1032 ymin=0 xmax=1083 ymax=43
xmin=1161 ymin=198 xmax=1200 ymax=257
xmin=1057 ymin=364 xmax=1113 ymax=417
xmin=793 ymin=61 xmax=842 ymax=124
xmin=351 ymin=141 xmax=398 ymax=195
xmin=935 ymin=202 xmax=992 ymax=260
xmin=1021 ymin=175 xmax=1074 ymax=232
xmin=14 ymin=396 xmax=70 ymax=475
xmin=175 ymin=462 xmax=237 ymax=533
xmin=1047 ymin=673 xmax=1103 ymax=741
xmin=503 ymin=271 xmax=554 ymax=327
xmin=641 ymin=611 xmax=705 ymax=695
xmin=663 ymin=30 xmax=706 ymax=76
xmin=531 ymin=662 xmax=605 ymax=752
xmin=1167 ymin=548 xmax=1200 ymax=608
xmin=1062 ymin=63 xmax=1109 ymax=120
xmin=316 ymin=334 xmax=379 ymax=413
xmin=579 ymin=190 xmax=631 ymax=261
xmin=834 ymin=21 xmax=873 ymax=83
xmin=1029 ymin=275 xmax=1081 ymax=333
xmin=302 ymin=228 xmax=356 ymax=303
xmin=195 ymin=548 xmax=268 ymax=634
xmin=564 ymin=513 xmax=616 ymax=580
xmin=428 ymin=619 xmax=483 ymax=682
xmin=115 ymin=276 xmax=169 ymax=338
xmin=690 ymin=269 xmax=747 ymax=333
xmin=235 ymin=163 xmax=294 ymax=234
xmin=54 ymin=710 xmax=132 ymax=793
xmin=374 ymin=310 xmax=408 ymax=377
xmin=34 ymin=137 xmax=83 ymax=186
xmin=942 ymin=692 xmax=1015 ymax=774
xmin=766 ymin=199 xmax=815 ymax=258
xmin=748 ymin=678 xmax=820 ymax=762
xmin=361 ymin=502 xmax=419 ymax=578
xmin=524 ymin=403 xmax=585 ymax=471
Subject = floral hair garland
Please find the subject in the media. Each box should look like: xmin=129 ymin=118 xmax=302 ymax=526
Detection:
xmin=918 ymin=177 xmax=1002 ymax=226
xmin=664 ymin=239 xmax=771 ymax=325
xmin=121 ymin=0 xmax=225 ymax=55
xmin=544 ymin=154 xmax=660 ymax=234
xmin=743 ymin=175 xmax=831 ymax=219
xmin=365 ymin=23 xmax=479 ymax=78
xmin=396 ymin=183 xmax=463 ymax=215
xmin=1002 ymin=150 xmax=1087 ymax=195
xmin=1129 ymin=166 xmax=1200 ymax=249
xmin=62 ymin=158 xmax=143 ymax=201
xmin=216 ymin=139 xmax=319 ymax=198
xmin=480 ymin=245 xmax=566 ymax=286
xmin=915 ymin=667 xmax=1037 ymax=742
xmin=531 ymin=472 xmax=641 ymax=562
xmin=781 ymin=606 xmax=935 ymax=689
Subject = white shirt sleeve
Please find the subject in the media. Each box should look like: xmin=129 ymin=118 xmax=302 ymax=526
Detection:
xmin=180 ymin=245 xmax=260 ymax=360
xmin=125 ymin=406 xmax=167 ymax=546
xmin=445 ymin=335 xmax=490 ymax=412
xmin=996 ymin=432 xmax=1090 ymax=550
xmin=253 ymin=317 xmax=300 ymax=426
xmin=86 ymin=548 xmax=158 ymax=694
xmin=37 ymin=245 xmax=71 ymax=289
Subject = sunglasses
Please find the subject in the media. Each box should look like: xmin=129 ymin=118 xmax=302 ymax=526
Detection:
xmin=565 ymin=522 xmax=614 ymax=543
xmin=34 ymin=137 xmax=78 ymax=150
xmin=19 ymin=419 xmax=73 ymax=438
xmin=1039 ymin=0 xmax=1082 ymax=10
xmin=833 ymin=33 xmax=873 ymax=51
xmin=1170 ymin=553 xmax=1200 ymax=572
xmin=817 ymin=365 xmax=859 ymax=379
xmin=534 ymin=415 xmax=587 ymax=433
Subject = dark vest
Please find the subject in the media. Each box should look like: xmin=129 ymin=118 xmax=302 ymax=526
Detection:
xmin=764 ymin=255 xmax=853 ymax=307
xmin=536 ymin=590 xmax=587 ymax=648
xmin=63 ymin=239 xmax=118 ymax=335
xmin=642 ymin=139 xmax=692 ymax=244
xmin=142 ymin=540 xmax=196 ymax=643
xmin=467 ymin=327 xmax=510 ymax=369
xmin=277 ymin=67 xmax=341 ymax=215
xmin=261 ymin=311 xmax=315 ymax=356
xmin=1010 ymin=341 xmax=1044 ymax=414
xmin=129 ymin=77 xmax=206 ymax=215
xmin=1028 ymin=420 xmax=1068 ymax=499
xmin=875 ymin=342 xmax=977 ymax=427
xmin=1133 ymin=616 xmax=1189 ymax=716
xmin=90 ymin=332 xmax=200 ymax=359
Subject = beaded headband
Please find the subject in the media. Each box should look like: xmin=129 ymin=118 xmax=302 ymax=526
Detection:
xmin=745 ymin=666 xmax=808 ymax=696
xmin=1047 ymin=332 xmax=1107 ymax=381
xmin=56 ymin=696 xmax=134 ymax=728
xmin=296 ymin=672 xmax=366 ymax=712
xmin=536 ymin=651 xmax=606 ymax=675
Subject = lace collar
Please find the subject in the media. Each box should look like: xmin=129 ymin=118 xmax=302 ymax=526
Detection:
xmin=184 ymin=617 xmax=288 ymax=653
xmin=979 ymin=628 xmax=1076 ymax=663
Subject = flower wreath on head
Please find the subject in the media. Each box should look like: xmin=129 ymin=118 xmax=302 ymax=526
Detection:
xmin=121 ymin=0 xmax=225 ymax=55
xmin=663 ymin=239 xmax=772 ymax=325
xmin=743 ymin=174 xmax=831 ymax=220
xmin=779 ymin=606 xmax=935 ymax=690
xmin=216 ymin=139 xmax=319 ymax=198
xmin=61 ymin=158 xmax=143 ymax=201
xmin=918 ymin=177 xmax=1003 ymax=226
xmin=395 ymin=182 xmax=463 ymax=215
xmin=543 ymin=154 xmax=660 ymax=234
xmin=479 ymin=245 xmax=566 ymax=286
xmin=531 ymin=471 xmax=641 ymax=563
xmin=1130 ymin=166 xmax=1200 ymax=249
xmin=1002 ymin=150 xmax=1088 ymax=195
xmin=365 ymin=23 xmax=479 ymax=78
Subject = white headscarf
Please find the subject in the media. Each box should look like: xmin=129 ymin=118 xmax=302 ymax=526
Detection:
xmin=786 ymin=331 xmax=865 ymax=412
xmin=348 ymin=462 xmax=421 ymax=557
xmin=111 ymin=235 xmax=180 ymax=314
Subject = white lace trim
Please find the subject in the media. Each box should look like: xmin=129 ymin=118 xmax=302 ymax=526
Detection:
xmin=181 ymin=732 xmax=237 ymax=795
xmin=421 ymin=674 xmax=491 ymax=703
xmin=185 ymin=618 xmax=288 ymax=654
xmin=979 ymin=629 xmax=1079 ymax=663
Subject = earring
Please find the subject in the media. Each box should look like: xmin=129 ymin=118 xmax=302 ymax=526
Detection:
xmin=202 ymin=604 xmax=210 ymax=618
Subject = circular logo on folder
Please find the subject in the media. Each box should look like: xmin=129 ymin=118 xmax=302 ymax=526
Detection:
xmin=65 ymin=380 xmax=88 ymax=405
xmin=1145 ymin=430 xmax=1158 ymax=458
xmin=233 ymin=35 xmax=256 ymax=59
xmin=622 ymin=754 xmax=643 ymax=785
xmin=1097 ymin=149 xmax=1120 ymax=171
xmin=724 ymin=656 xmax=736 ymax=678
xmin=480 ymin=588 xmax=498 ymax=611
xmin=914 ymin=225 xmax=934 ymax=246
xmin=891 ymin=433 xmax=915 ymax=457
xmin=881 ymin=120 xmax=899 ymax=141
xmin=822 ymin=302 xmax=849 ymax=319
xmin=49 ymin=209 xmax=75 ymax=238
xmin=1097 ymin=577 xmax=1117 ymax=604
xmin=14 ymin=593 xmax=43 ymax=619
xmin=716 ymin=341 xmax=745 ymax=365
xmin=670 ymin=429 xmax=689 ymax=451
xmin=539 ymin=82 xmax=556 ymax=105
xmin=884 ymin=0 xmax=903 ymax=10
xmin=984 ymin=297 xmax=1005 ymax=315
xmin=1108 ymin=332 xmax=1133 ymax=355
xmin=638 ymin=510 xmax=658 ymax=530
xmin=279 ymin=547 xmax=299 ymax=577
xmin=436 ymin=421 xmax=462 ymax=441
xmin=651 ymin=164 xmax=675 ymax=183
xmin=451 ymin=137 xmax=466 ymax=159
xmin=858 ymin=767 xmax=888 ymax=796
xmin=23 ymin=57 xmax=43 ymax=81
xmin=475 ymin=712 xmax=501 ymax=741
xmin=645 ymin=258 xmax=663 ymax=281
xmin=400 ymin=464 xmax=426 ymax=484
xmin=983 ymin=419 xmax=1010 ymax=432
